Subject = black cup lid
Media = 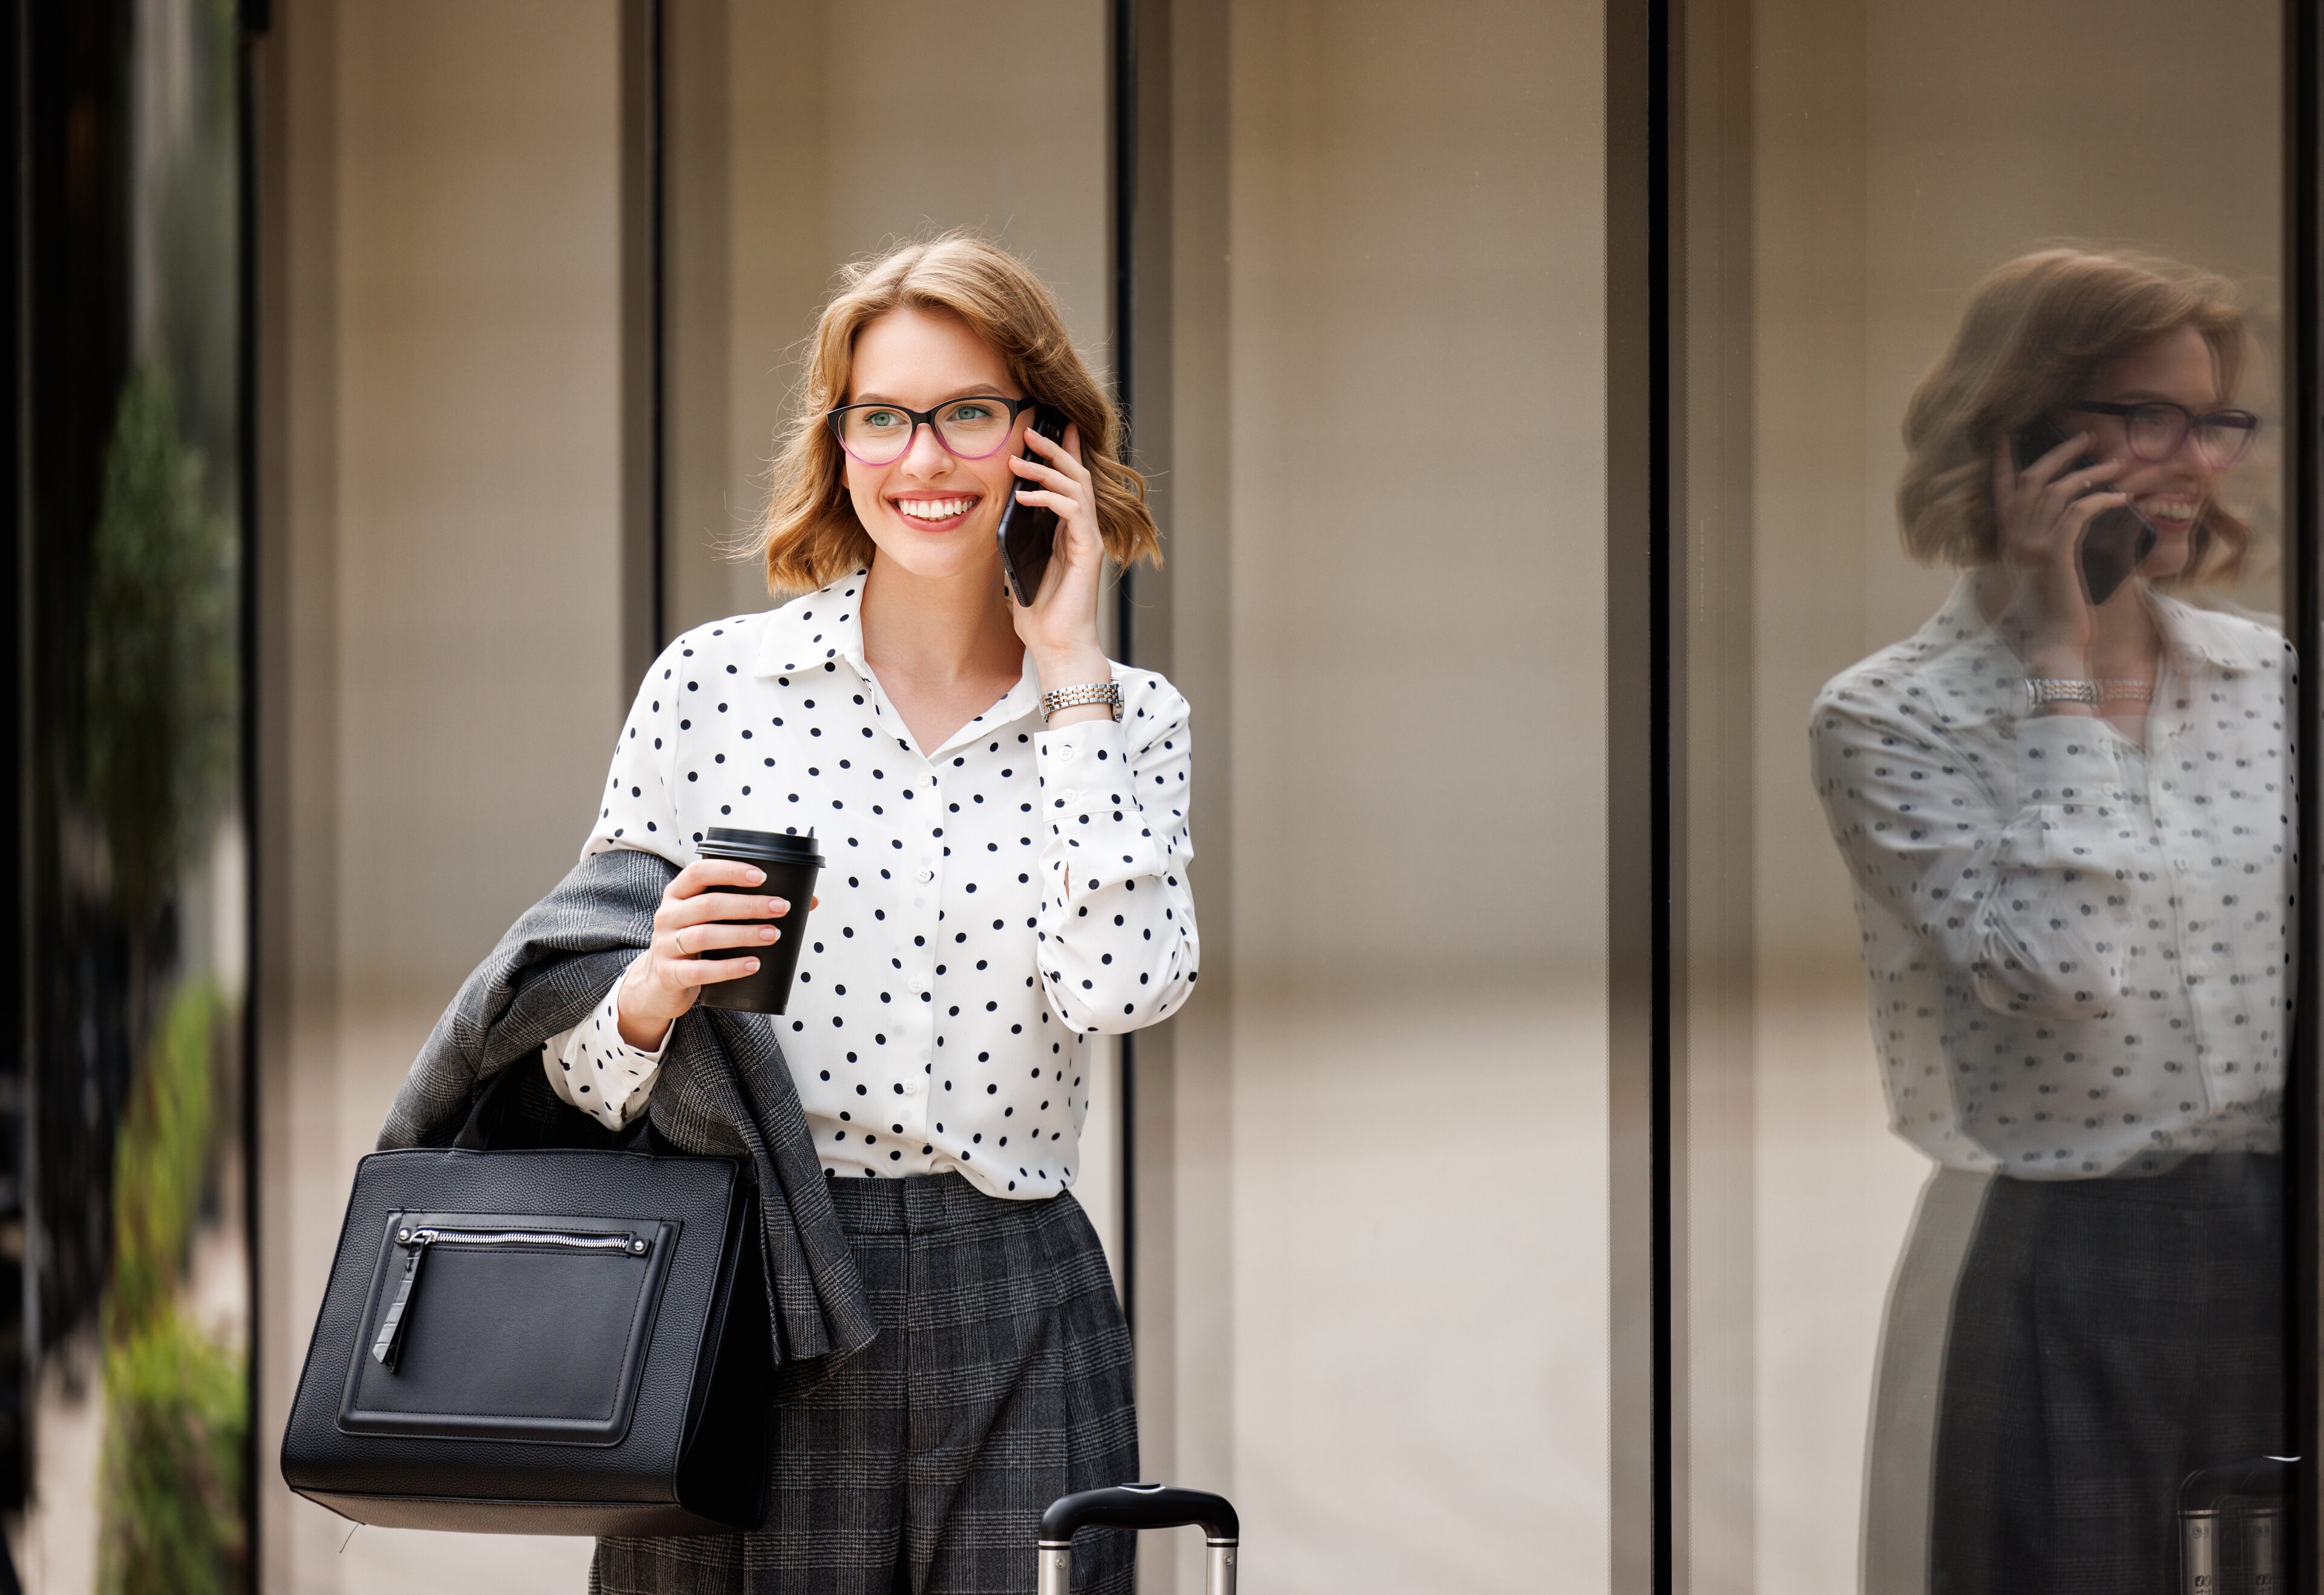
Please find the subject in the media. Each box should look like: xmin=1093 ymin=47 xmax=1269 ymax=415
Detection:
xmin=700 ymin=826 xmax=825 ymax=867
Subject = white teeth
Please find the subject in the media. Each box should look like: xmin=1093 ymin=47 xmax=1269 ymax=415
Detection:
xmin=2147 ymin=503 xmax=2196 ymax=522
xmin=896 ymin=498 xmax=971 ymax=522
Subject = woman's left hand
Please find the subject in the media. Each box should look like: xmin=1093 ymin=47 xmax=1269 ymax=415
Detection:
xmin=1007 ymin=421 xmax=1110 ymax=684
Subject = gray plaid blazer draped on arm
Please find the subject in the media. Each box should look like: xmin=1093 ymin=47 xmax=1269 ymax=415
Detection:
xmin=375 ymin=845 xmax=878 ymax=1370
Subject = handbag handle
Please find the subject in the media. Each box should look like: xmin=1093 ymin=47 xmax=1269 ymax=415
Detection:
xmin=451 ymin=1065 xmax=518 ymax=1150
xmin=453 ymin=1061 xmax=660 ymax=1153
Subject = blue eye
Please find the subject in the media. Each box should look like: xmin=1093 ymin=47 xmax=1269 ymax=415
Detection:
xmin=861 ymin=408 xmax=906 ymax=430
xmin=950 ymin=402 xmax=996 ymax=423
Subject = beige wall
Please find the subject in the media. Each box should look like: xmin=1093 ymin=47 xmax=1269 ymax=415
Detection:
xmin=1173 ymin=4 xmax=1615 ymax=1591
xmin=257 ymin=2 xmax=626 ymax=1589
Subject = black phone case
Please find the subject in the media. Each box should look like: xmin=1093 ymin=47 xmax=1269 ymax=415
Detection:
xmin=2011 ymin=418 xmax=2159 ymax=606
xmin=999 ymin=410 xmax=1071 ymax=606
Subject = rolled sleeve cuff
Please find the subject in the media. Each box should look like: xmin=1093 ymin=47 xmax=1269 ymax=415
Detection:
xmin=2004 ymin=714 xmax=2143 ymax=879
xmin=547 ymin=965 xmax=667 ymax=1130
xmin=1037 ymin=717 xmax=1164 ymax=898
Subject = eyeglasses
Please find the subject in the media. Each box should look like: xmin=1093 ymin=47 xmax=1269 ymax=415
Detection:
xmin=2063 ymin=400 xmax=2260 ymax=467
xmin=825 ymin=395 xmax=1036 ymax=467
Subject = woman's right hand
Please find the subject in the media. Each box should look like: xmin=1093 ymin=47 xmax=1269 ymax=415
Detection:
xmin=1988 ymin=431 xmax=2129 ymax=676
xmin=615 ymin=860 xmax=801 ymax=1051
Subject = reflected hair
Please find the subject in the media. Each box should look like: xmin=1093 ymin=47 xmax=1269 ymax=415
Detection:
xmin=1897 ymin=247 xmax=2253 ymax=583
xmin=757 ymin=231 xmax=1158 ymax=595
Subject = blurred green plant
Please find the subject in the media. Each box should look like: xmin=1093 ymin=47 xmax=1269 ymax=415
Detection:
xmin=82 ymin=364 xmax=238 ymax=925
xmin=103 ymin=981 xmax=217 ymax=1343
xmin=97 ymin=1312 xmax=248 ymax=1595
xmin=96 ymin=980 xmax=246 ymax=1595
xmin=80 ymin=4 xmax=250 ymax=1584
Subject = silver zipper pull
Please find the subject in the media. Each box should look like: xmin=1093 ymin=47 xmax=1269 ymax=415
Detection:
xmin=372 ymin=1228 xmax=435 ymax=1370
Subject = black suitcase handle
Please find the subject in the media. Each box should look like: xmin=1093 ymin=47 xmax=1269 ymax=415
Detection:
xmin=1039 ymin=1484 xmax=1239 ymax=1546
xmin=1037 ymin=1485 xmax=1239 ymax=1595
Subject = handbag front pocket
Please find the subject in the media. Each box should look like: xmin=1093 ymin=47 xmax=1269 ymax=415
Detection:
xmin=337 ymin=1209 xmax=678 ymax=1446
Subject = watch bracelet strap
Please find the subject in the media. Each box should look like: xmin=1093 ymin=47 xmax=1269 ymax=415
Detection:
xmin=1041 ymin=680 xmax=1122 ymax=722
xmin=2023 ymin=677 xmax=2101 ymax=707
xmin=2022 ymin=676 xmax=2154 ymax=707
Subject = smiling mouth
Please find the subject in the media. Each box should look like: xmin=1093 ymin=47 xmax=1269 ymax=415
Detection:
xmin=2139 ymin=499 xmax=2199 ymax=525
xmin=890 ymin=495 xmax=980 ymax=525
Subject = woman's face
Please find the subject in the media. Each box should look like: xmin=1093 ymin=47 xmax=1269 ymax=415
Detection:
xmin=841 ymin=306 xmax=1028 ymax=585
xmin=2075 ymin=323 xmax=2233 ymax=583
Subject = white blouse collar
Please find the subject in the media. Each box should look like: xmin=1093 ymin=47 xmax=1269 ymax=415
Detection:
xmin=748 ymin=567 xmax=1048 ymax=753
xmin=1917 ymin=573 xmax=2282 ymax=722
xmin=750 ymin=569 xmax=872 ymax=680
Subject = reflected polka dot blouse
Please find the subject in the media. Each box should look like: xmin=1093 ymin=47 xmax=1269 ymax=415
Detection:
xmin=542 ymin=569 xmax=1199 ymax=1200
xmin=1811 ymin=578 xmax=2292 ymax=1179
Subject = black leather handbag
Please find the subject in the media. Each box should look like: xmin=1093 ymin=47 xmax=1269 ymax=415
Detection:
xmin=280 ymin=1074 xmax=772 ymax=1536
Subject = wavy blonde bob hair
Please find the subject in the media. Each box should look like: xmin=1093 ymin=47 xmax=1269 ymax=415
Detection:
xmin=1897 ymin=247 xmax=2254 ymax=585
xmin=757 ymin=232 xmax=1158 ymax=595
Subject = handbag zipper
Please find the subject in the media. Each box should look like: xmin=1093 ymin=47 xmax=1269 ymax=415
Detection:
xmin=371 ymin=1225 xmax=651 ymax=1370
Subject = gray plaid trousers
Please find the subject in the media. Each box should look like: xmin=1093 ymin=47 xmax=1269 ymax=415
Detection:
xmin=591 ymin=1175 xmax=1138 ymax=1595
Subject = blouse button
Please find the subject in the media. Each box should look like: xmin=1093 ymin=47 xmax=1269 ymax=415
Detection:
xmin=916 ymin=867 xmax=936 ymax=883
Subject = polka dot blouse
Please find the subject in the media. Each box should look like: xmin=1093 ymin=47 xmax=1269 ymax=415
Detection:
xmin=542 ymin=569 xmax=1200 ymax=1200
xmin=1811 ymin=578 xmax=2293 ymax=1179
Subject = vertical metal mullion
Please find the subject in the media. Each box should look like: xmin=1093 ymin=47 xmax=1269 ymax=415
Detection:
xmin=1111 ymin=0 xmax=1137 ymax=477
xmin=1608 ymin=0 xmax=1673 ymax=1588
xmin=1108 ymin=0 xmax=1138 ymax=1339
xmin=1647 ymin=3 xmax=1675 ymax=1587
xmin=5 ymin=0 xmax=31 ymax=1522
xmin=236 ymin=0 xmax=266 ymax=1576
xmin=648 ymin=0 xmax=665 ymax=653
xmin=2287 ymin=0 xmax=2320 ymax=1582
xmin=620 ymin=0 xmax=666 ymax=690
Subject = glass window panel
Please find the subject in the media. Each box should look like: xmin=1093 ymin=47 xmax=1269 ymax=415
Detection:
xmin=257 ymin=4 xmax=638 ymax=1587
xmin=1216 ymin=2 xmax=1613 ymax=1585
xmin=16 ymin=1 xmax=252 ymax=1585
xmin=1679 ymin=2 xmax=2291 ymax=1591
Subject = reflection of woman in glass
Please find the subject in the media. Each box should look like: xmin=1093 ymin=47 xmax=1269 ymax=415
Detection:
xmin=1812 ymin=249 xmax=2285 ymax=1593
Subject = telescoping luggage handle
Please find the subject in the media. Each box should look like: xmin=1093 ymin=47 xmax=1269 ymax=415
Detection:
xmin=2179 ymin=1455 xmax=2292 ymax=1595
xmin=1038 ymin=1485 xmax=1239 ymax=1595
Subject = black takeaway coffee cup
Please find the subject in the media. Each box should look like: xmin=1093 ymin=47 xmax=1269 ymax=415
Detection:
xmin=694 ymin=827 xmax=824 ymax=1015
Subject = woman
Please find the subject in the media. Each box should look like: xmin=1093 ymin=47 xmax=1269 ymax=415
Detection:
xmin=1812 ymin=249 xmax=2288 ymax=1593
xmin=389 ymin=234 xmax=1193 ymax=1595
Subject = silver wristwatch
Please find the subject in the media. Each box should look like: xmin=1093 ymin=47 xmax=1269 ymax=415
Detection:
xmin=2022 ymin=677 xmax=2100 ymax=710
xmin=1040 ymin=681 xmax=1123 ymax=723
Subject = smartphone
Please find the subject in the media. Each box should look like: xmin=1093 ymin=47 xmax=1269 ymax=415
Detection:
xmin=998 ymin=407 xmax=1071 ymax=606
xmin=2011 ymin=416 xmax=2159 ymax=606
